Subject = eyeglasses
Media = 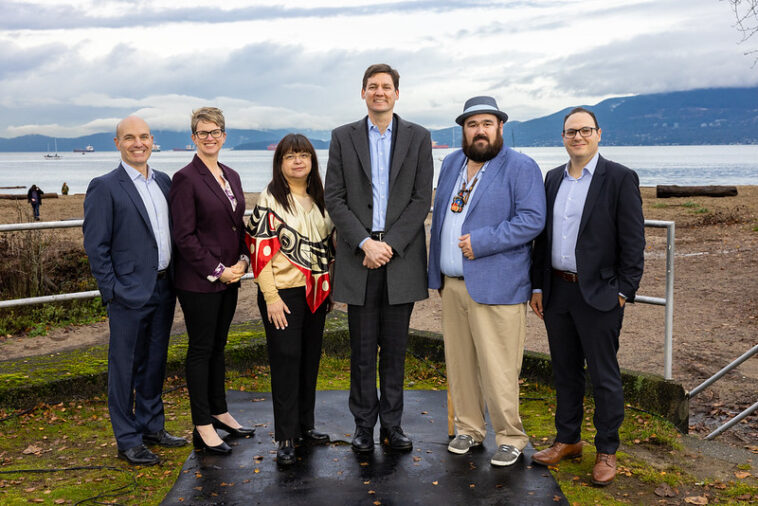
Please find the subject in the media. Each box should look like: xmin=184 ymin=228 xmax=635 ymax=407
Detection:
xmin=562 ymin=127 xmax=598 ymax=138
xmin=283 ymin=152 xmax=312 ymax=162
xmin=194 ymin=129 xmax=224 ymax=139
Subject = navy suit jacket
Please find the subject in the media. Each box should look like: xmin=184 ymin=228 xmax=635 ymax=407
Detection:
xmin=428 ymin=147 xmax=546 ymax=305
xmin=531 ymin=155 xmax=645 ymax=311
xmin=169 ymin=154 xmax=248 ymax=293
xmin=83 ymin=164 xmax=172 ymax=309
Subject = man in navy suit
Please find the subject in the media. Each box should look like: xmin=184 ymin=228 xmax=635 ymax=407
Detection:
xmin=529 ymin=107 xmax=645 ymax=485
xmin=428 ymin=96 xmax=545 ymax=467
xmin=83 ymin=116 xmax=187 ymax=466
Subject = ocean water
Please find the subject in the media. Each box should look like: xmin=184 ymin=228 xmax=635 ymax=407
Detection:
xmin=0 ymin=145 xmax=756 ymax=195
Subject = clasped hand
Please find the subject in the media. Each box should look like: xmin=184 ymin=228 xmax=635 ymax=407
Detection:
xmin=362 ymin=238 xmax=393 ymax=269
xmin=219 ymin=260 xmax=247 ymax=284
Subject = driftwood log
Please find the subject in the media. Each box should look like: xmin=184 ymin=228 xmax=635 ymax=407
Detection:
xmin=0 ymin=193 xmax=59 ymax=200
xmin=656 ymin=185 xmax=738 ymax=198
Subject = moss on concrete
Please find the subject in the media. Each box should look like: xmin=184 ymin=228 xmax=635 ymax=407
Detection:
xmin=0 ymin=311 xmax=689 ymax=434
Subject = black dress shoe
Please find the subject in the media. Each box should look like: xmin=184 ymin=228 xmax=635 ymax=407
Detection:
xmin=380 ymin=426 xmax=413 ymax=451
xmin=277 ymin=440 xmax=296 ymax=466
xmin=143 ymin=429 xmax=188 ymax=447
xmin=192 ymin=428 xmax=232 ymax=455
xmin=211 ymin=418 xmax=255 ymax=438
xmin=351 ymin=426 xmax=374 ymax=453
xmin=300 ymin=428 xmax=330 ymax=444
xmin=118 ymin=444 xmax=160 ymax=466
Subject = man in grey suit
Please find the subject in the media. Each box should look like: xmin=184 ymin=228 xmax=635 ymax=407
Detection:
xmin=325 ymin=63 xmax=433 ymax=452
xmin=83 ymin=116 xmax=187 ymax=466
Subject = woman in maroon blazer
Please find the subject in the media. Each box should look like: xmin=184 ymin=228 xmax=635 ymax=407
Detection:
xmin=169 ymin=107 xmax=254 ymax=454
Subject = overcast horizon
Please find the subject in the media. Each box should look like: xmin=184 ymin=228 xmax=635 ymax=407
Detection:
xmin=2 ymin=0 xmax=757 ymax=139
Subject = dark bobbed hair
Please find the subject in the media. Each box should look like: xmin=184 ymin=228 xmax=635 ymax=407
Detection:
xmin=563 ymin=107 xmax=599 ymax=129
xmin=362 ymin=63 xmax=400 ymax=90
xmin=268 ymin=133 xmax=325 ymax=216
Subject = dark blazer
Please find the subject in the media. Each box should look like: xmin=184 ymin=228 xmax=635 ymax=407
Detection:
xmin=531 ymin=155 xmax=645 ymax=312
xmin=83 ymin=164 xmax=172 ymax=309
xmin=169 ymin=154 xmax=248 ymax=293
xmin=324 ymin=114 xmax=433 ymax=305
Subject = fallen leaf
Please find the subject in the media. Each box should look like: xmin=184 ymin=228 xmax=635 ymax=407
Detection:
xmin=22 ymin=445 xmax=42 ymax=455
xmin=432 ymin=481 xmax=438 ymax=485
xmin=684 ymin=496 xmax=708 ymax=505
xmin=654 ymin=484 xmax=676 ymax=497
xmin=735 ymin=471 xmax=751 ymax=479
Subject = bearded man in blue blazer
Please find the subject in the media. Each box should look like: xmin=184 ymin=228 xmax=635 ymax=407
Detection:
xmin=529 ymin=107 xmax=645 ymax=486
xmin=428 ymin=96 xmax=546 ymax=467
xmin=83 ymin=116 xmax=186 ymax=466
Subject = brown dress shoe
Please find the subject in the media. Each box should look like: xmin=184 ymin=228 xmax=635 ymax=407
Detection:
xmin=532 ymin=441 xmax=583 ymax=466
xmin=592 ymin=453 xmax=617 ymax=486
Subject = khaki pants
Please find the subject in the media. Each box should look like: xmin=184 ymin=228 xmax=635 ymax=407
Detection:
xmin=441 ymin=276 xmax=528 ymax=449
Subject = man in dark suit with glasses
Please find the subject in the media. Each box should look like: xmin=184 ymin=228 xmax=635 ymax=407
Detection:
xmin=530 ymin=107 xmax=645 ymax=486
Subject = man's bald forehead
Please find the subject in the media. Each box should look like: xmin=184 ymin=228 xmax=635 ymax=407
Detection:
xmin=116 ymin=116 xmax=150 ymax=138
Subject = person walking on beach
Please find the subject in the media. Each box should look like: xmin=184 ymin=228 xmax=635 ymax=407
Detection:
xmin=324 ymin=63 xmax=433 ymax=453
xmin=83 ymin=115 xmax=187 ymax=466
xmin=427 ymin=96 xmax=546 ymax=467
xmin=529 ymin=107 xmax=645 ymax=485
xmin=27 ymin=184 xmax=43 ymax=221
xmin=61 ymin=182 xmax=69 ymax=195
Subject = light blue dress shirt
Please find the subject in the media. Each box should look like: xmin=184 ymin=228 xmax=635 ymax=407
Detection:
xmin=550 ymin=152 xmax=599 ymax=272
xmin=439 ymin=159 xmax=488 ymax=278
xmin=122 ymin=161 xmax=171 ymax=270
xmin=368 ymin=116 xmax=392 ymax=232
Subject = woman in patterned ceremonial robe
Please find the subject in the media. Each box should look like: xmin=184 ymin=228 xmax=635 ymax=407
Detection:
xmin=246 ymin=133 xmax=335 ymax=466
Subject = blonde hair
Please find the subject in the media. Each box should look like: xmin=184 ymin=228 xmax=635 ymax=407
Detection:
xmin=191 ymin=107 xmax=225 ymax=133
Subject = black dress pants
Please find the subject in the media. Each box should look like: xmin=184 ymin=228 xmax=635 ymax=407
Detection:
xmin=348 ymin=266 xmax=413 ymax=430
xmin=177 ymin=286 xmax=238 ymax=426
xmin=543 ymin=275 xmax=625 ymax=454
xmin=258 ymin=287 xmax=327 ymax=441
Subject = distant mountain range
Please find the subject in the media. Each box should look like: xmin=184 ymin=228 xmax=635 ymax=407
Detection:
xmin=1 ymin=86 xmax=756 ymax=152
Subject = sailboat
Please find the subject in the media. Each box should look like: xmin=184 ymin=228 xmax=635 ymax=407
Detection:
xmin=44 ymin=139 xmax=62 ymax=159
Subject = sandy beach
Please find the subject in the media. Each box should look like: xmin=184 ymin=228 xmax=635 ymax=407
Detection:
xmin=0 ymin=186 xmax=756 ymax=445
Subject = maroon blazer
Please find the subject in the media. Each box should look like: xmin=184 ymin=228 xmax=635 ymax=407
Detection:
xmin=169 ymin=154 xmax=248 ymax=293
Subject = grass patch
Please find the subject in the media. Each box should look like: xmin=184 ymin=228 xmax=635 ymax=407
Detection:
xmin=0 ymin=299 xmax=106 ymax=337
xmin=681 ymin=201 xmax=699 ymax=208
xmin=693 ymin=207 xmax=710 ymax=214
xmin=1 ymin=334 xmax=756 ymax=504
xmin=651 ymin=202 xmax=668 ymax=209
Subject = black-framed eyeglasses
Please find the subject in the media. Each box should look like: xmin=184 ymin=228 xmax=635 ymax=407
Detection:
xmin=562 ymin=127 xmax=598 ymax=138
xmin=194 ymin=129 xmax=224 ymax=139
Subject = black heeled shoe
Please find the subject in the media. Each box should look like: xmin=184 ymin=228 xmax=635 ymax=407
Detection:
xmin=211 ymin=418 xmax=255 ymax=438
xmin=192 ymin=428 xmax=232 ymax=455
xmin=277 ymin=439 xmax=296 ymax=466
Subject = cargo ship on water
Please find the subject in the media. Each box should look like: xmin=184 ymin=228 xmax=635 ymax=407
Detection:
xmin=73 ymin=145 xmax=95 ymax=153
xmin=431 ymin=140 xmax=449 ymax=149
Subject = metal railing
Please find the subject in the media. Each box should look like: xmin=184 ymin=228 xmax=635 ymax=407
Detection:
xmin=1 ymin=216 xmax=677 ymax=373
xmin=688 ymin=343 xmax=758 ymax=440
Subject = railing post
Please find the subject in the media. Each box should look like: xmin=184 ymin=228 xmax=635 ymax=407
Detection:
xmin=664 ymin=222 xmax=675 ymax=380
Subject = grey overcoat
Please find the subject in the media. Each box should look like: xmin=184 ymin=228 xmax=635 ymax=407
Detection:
xmin=325 ymin=114 xmax=433 ymax=305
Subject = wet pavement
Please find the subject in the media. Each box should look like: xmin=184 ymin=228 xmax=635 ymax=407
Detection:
xmin=162 ymin=390 xmax=567 ymax=505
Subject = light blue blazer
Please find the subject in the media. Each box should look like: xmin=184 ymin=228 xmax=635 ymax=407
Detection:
xmin=428 ymin=147 xmax=546 ymax=305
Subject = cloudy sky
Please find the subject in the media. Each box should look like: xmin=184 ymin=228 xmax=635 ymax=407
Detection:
xmin=1 ymin=0 xmax=756 ymax=138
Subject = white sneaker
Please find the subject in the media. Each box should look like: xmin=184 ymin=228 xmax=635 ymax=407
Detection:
xmin=447 ymin=434 xmax=481 ymax=454
xmin=491 ymin=444 xmax=521 ymax=466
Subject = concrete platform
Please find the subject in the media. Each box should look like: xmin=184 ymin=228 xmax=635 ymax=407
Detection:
xmin=162 ymin=390 xmax=567 ymax=505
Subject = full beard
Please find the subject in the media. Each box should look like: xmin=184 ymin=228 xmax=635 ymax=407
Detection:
xmin=462 ymin=131 xmax=503 ymax=163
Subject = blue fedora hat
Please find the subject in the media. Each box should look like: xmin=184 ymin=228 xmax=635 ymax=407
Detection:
xmin=455 ymin=96 xmax=509 ymax=126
